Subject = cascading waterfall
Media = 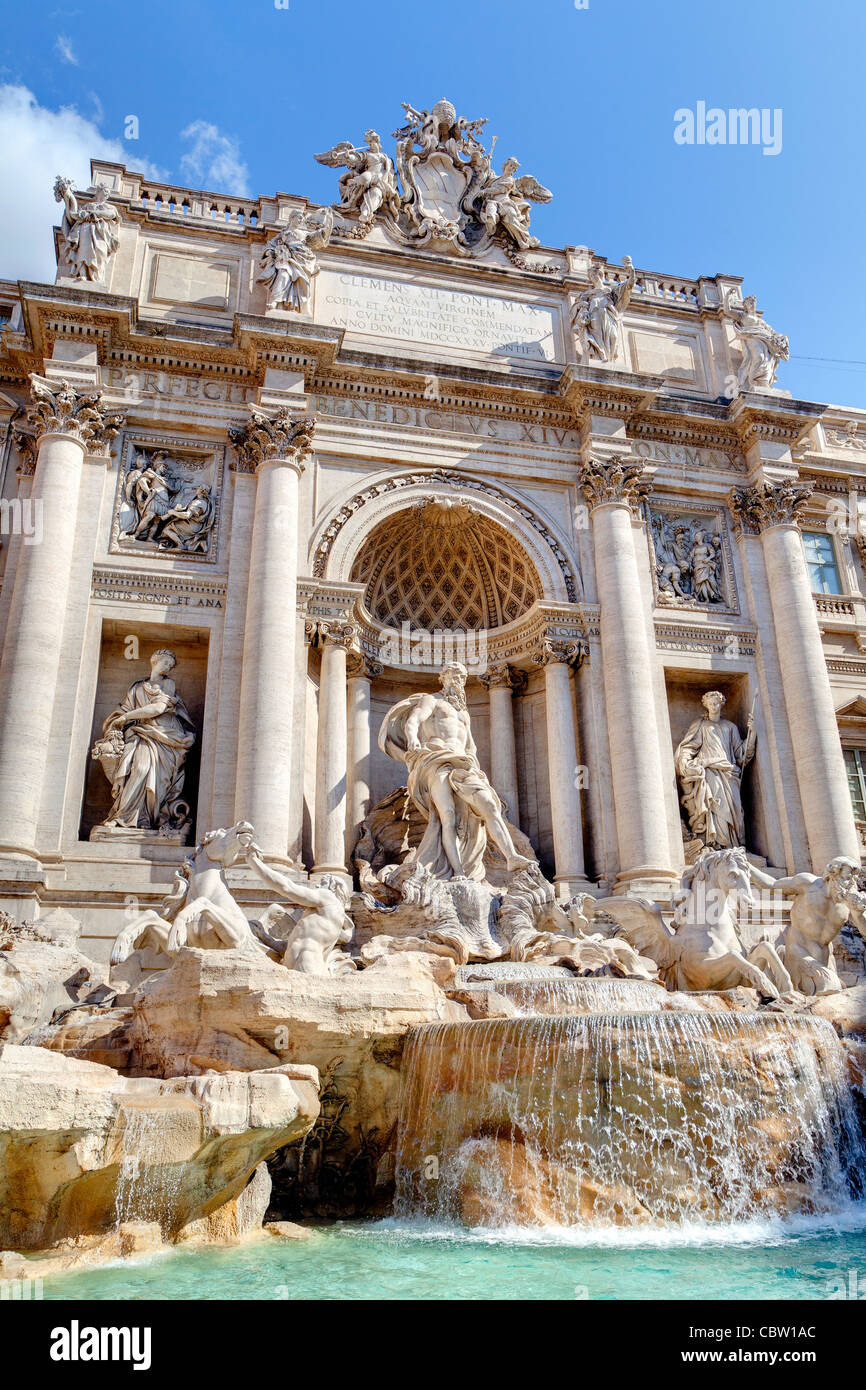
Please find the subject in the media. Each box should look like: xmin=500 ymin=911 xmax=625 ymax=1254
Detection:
xmin=394 ymin=1002 xmax=865 ymax=1229
xmin=457 ymin=976 xmax=667 ymax=1017
xmin=114 ymin=1105 xmax=184 ymax=1232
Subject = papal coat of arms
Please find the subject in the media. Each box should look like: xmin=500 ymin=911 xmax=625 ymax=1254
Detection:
xmin=315 ymin=97 xmax=552 ymax=263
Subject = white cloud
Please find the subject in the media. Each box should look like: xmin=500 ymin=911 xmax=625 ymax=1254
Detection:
xmin=0 ymin=84 xmax=163 ymax=281
xmin=55 ymin=35 xmax=79 ymax=66
xmin=179 ymin=121 xmax=250 ymax=197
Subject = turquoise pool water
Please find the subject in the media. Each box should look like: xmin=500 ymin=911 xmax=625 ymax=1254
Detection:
xmin=40 ymin=1212 xmax=866 ymax=1301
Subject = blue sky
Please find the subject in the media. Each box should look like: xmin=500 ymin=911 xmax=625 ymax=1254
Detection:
xmin=1 ymin=0 xmax=864 ymax=407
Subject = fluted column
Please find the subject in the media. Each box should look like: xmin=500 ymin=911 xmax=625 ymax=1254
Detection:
xmin=480 ymin=663 xmax=523 ymax=829
xmin=731 ymin=480 xmax=860 ymax=868
xmin=313 ymin=621 xmax=355 ymax=875
xmin=533 ymin=639 xmax=588 ymax=892
xmin=346 ymin=651 xmax=382 ymax=861
xmin=231 ymin=410 xmax=314 ymax=859
xmin=580 ymin=455 xmax=676 ymax=893
xmin=0 ymin=377 xmax=123 ymax=853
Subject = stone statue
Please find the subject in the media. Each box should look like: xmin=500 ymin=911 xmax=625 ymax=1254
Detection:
xmin=750 ymin=856 xmax=860 ymax=995
xmin=606 ymin=846 xmax=792 ymax=998
xmin=91 ymin=649 xmax=196 ymax=840
xmin=674 ymin=691 xmax=756 ymax=849
xmin=110 ymin=822 xmax=265 ymax=962
xmin=243 ymin=842 xmax=355 ymax=977
xmin=54 ymin=176 xmax=120 ymax=282
xmin=314 ymin=98 xmax=553 ymax=261
xmin=315 ymin=130 xmax=401 ymax=228
xmin=573 ymin=257 xmax=635 ymax=362
xmin=257 ymin=205 xmax=334 ymax=312
xmin=378 ymin=660 xmax=533 ymax=881
xmin=119 ymin=449 xmax=216 ymax=554
xmin=652 ymin=516 xmax=692 ymax=600
xmin=721 ymin=291 xmax=789 ymax=391
xmin=475 ymin=157 xmax=552 ymax=252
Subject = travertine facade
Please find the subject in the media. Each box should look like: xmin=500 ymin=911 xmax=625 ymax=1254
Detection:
xmin=1 ymin=100 xmax=865 ymax=961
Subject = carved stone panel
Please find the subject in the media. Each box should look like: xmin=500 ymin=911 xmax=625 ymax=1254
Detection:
xmin=110 ymin=434 xmax=224 ymax=563
xmin=646 ymin=501 xmax=738 ymax=614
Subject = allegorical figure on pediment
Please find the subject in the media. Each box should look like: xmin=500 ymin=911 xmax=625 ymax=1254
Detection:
xmin=313 ymin=97 xmax=553 ymax=261
xmin=674 ymin=690 xmax=756 ymax=850
xmin=721 ymin=290 xmax=789 ymax=391
xmin=118 ymin=449 xmax=217 ymax=555
xmin=54 ymin=176 xmax=120 ymax=282
xmin=257 ymin=205 xmax=334 ymax=313
xmin=91 ymin=649 xmax=196 ymax=842
xmin=314 ymin=130 xmax=401 ymax=229
xmin=573 ymin=257 xmax=635 ymax=362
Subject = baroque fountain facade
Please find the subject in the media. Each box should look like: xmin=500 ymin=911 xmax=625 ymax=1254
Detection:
xmin=1 ymin=98 xmax=866 ymax=1271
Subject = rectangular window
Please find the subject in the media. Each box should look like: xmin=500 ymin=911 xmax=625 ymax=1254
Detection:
xmin=844 ymin=748 xmax=866 ymax=822
xmin=803 ymin=530 xmax=842 ymax=594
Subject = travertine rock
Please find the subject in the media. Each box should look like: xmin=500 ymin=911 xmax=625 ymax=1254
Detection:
xmin=0 ymin=1043 xmax=318 ymax=1251
xmin=0 ymin=916 xmax=109 ymax=1042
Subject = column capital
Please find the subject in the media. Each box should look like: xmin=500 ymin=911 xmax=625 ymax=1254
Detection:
xmin=479 ymin=662 xmax=527 ymax=693
xmin=26 ymin=374 xmax=124 ymax=456
xmin=347 ymin=651 xmax=383 ymax=680
xmin=308 ymin=618 xmax=357 ymax=651
xmin=228 ymin=408 xmax=315 ymax=473
xmin=578 ymin=453 xmax=652 ymax=515
xmin=729 ymin=479 xmax=813 ymax=534
xmin=531 ymin=636 xmax=588 ymax=668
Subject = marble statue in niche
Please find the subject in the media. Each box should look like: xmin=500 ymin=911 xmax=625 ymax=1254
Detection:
xmin=674 ymin=690 xmax=756 ymax=850
xmin=378 ymin=660 xmax=534 ymax=880
xmin=118 ymin=448 xmax=217 ymax=555
xmin=572 ymin=257 xmax=635 ymax=362
xmin=90 ymin=649 xmax=196 ymax=842
xmin=651 ymin=512 xmax=724 ymax=606
xmin=721 ymin=291 xmax=789 ymax=391
xmin=257 ymin=206 xmax=334 ymax=312
xmin=54 ymin=176 xmax=120 ymax=282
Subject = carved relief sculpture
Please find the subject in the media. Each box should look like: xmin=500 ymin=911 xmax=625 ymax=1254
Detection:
xmin=91 ymin=649 xmax=196 ymax=842
xmin=573 ymin=257 xmax=635 ymax=362
xmin=257 ymin=206 xmax=334 ymax=312
xmin=651 ymin=512 xmax=724 ymax=606
xmin=117 ymin=447 xmax=217 ymax=555
xmin=54 ymin=176 xmax=120 ymax=283
xmin=674 ymin=690 xmax=756 ymax=849
xmin=721 ymin=290 xmax=789 ymax=391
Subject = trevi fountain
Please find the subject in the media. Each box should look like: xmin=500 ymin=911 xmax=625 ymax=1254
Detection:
xmin=1 ymin=99 xmax=866 ymax=1304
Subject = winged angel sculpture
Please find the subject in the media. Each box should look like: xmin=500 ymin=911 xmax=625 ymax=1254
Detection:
xmin=315 ymin=98 xmax=552 ymax=259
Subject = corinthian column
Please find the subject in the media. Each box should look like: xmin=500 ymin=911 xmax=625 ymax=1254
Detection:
xmin=313 ymin=621 xmax=355 ymax=875
xmin=580 ymin=455 xmax=676 ymax=893
xmin=346 ymin=651 xmax=382 ymax=861
xmin=0 ymin=376 xmax=123 ymax=854
xmin=480 ymin=663 xmax=524 ymax=829
xmin=533 ymin=639 xmax=588 ymax=893
xmin=230 ymin=410 xmax=314 ymax=860
xmin=731 ymin=480 xmax=860 ymax=868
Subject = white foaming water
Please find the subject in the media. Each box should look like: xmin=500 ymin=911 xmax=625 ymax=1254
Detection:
xmin=113 ymin=1105 xmax=184 ymax=1233
xmin=394 ymin=1001 xmax=866 ymax=1231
